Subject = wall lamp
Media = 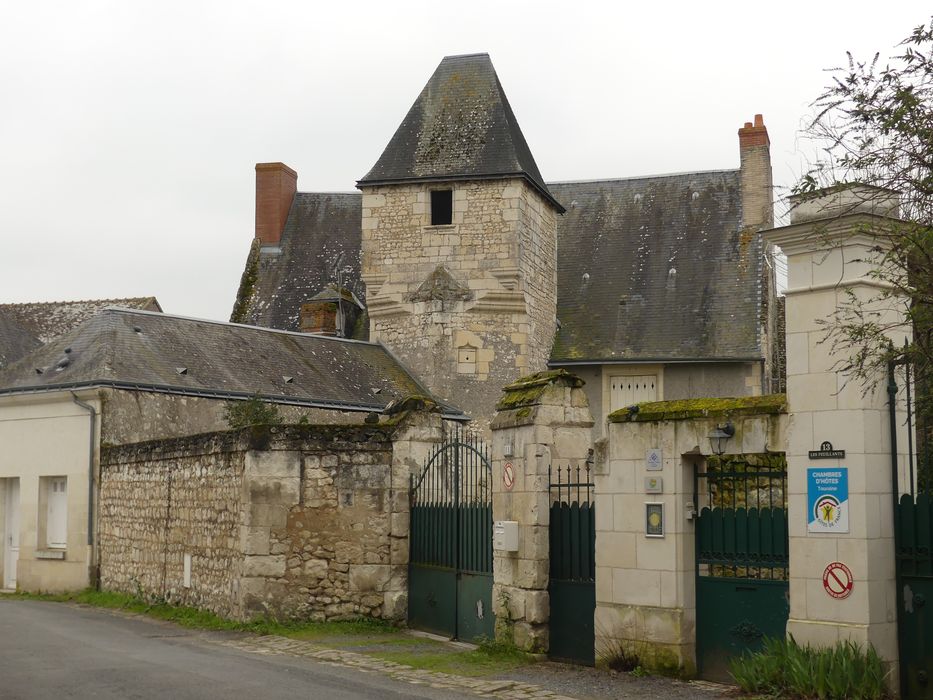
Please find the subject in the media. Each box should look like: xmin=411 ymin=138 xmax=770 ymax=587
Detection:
xmin=708 ymin=422 xmax=735 ymax=456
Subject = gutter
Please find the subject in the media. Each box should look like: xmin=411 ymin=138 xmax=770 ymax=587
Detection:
xmin=70 ymin=393 xmax=96 ymax=548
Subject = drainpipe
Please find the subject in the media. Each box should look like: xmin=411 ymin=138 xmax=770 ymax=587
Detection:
xmin=71 ymin=393 xmax=97 ymax=549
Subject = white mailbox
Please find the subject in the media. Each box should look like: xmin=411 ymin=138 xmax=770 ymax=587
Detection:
xmin=493 ymin=520 xmax=519 ymax=552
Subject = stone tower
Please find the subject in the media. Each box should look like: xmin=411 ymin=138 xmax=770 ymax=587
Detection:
xmin=357 ymin=53 xmax=564 ymax=427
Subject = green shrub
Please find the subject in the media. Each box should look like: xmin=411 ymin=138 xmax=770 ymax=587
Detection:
xmin=729 ymin=636 xmax=889 ymax=699
xmin=223 ymin=396 xmax=282 ymax=429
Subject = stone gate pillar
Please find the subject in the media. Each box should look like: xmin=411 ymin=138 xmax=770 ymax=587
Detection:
xmin=489 ymin=370 xmax=593 ymax=652
xmin=766 ymin=186 xmax=909 ymax=684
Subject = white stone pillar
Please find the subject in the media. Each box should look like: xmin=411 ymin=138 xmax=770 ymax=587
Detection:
xmin=766 ymin=186 xmax=909 ymax=684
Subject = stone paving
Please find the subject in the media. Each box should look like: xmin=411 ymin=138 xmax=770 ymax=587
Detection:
xmin=216 ymin=634 xmax=580 ymax=699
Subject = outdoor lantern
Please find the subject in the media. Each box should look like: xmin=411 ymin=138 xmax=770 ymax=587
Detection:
xmin=708 ymin=422 xmax=735 ymax=456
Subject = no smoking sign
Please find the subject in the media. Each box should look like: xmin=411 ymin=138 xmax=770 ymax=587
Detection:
xmin=823 ymin=562 xmax=854 ymax=599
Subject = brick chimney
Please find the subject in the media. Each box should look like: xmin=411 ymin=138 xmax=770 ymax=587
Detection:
xmin=255 ymin=162 xmax=297 ymax=246
xmin=738 ymin=115 xmax=773 ymax=230
xmin=300 ymin=301 xmax=339 ymax=336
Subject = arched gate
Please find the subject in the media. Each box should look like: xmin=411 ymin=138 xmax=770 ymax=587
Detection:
xmin=408 ymin=427 xmax=494 ymax=641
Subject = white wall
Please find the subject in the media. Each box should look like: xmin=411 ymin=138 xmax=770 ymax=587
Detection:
xmin=0 ymin=390 xmax=99 ymax=591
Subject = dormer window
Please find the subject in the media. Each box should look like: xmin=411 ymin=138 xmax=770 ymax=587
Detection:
xmin=430 ymin=189 xmax=453 ymax=225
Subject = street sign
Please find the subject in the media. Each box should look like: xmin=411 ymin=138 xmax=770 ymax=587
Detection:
xmin=823 ymin=562 xmax=854 ymax=599
xmin=809 ymin=440 xmax=845 ymax=459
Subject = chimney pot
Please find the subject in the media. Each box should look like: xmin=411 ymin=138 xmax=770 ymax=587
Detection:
xmin=744 ymin=122 xmax=753 ymax=129
xmin=754 ymin=114 xmax=764 ymax=127
xmin=255 ymin=162 xmax=297 ymax=246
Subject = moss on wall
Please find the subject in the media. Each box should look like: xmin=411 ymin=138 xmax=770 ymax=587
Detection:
xmin=608 ymin=393 xmax=787 ymax=423
xmin=496 ymin=369 xmax=584 ymax=410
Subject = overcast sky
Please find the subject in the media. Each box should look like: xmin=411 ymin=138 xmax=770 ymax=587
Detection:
xmin=1 ymin=2 xmax=928 ymax=321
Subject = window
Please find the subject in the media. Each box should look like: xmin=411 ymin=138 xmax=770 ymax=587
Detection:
xmin=430 ymin=189 xmax=453 ymax=225
xmin=46 ymin=477 xmax=67 ymax=549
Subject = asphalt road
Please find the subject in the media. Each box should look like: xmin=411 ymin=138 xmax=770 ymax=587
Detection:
xmin=0 ymin=599 xmax=477 ymax=700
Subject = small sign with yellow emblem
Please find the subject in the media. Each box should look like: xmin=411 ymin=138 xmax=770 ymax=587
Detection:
xmin=807 ymin=468 xmax=849 ymax=533
xmin=645 ymin=502 xmax=664 ymax=537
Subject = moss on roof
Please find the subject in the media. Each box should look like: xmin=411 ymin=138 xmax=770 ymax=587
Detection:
xmin=608 ymin=393 xmax=787 ymax=423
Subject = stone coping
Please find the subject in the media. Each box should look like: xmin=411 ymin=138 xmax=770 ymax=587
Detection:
xmin=496 ymin=369 xmax=585 ymax=411
xmin=608 ymin=393 xmax=787 ymax=423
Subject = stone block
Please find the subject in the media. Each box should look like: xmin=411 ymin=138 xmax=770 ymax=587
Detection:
xmin=245 ymin=451 xmax=301 ymax=479
xmin=524 ymin=590 xmax=549 ymax=624
xmin=512 ymin=621 xmax=548 ymax=653
xmin=383 ymin=590 xmax=407 ymax=620
xmin=516 ymin=558 xmax=548 ymax=589
xmin=242 ymin=555 xmax=286 ymax=578
xmin=349 ymin=564 xmax=391 ymax=592
xmin=249 ymin=504 xmax=288 ymax=529
xmin=302 ymin=558 xmax=328 ymax=579
xmin=241 ymin=526 xmax=271 ymax=555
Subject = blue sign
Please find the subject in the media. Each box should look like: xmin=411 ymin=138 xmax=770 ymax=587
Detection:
xmin=807 ymin=468 xmax=849 ymax=533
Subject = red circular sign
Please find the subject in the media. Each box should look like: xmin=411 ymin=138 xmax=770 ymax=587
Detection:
xmin=823 ymin=562 xmax=854 ymax=599
xmin=503 ymin=462 xmax=515 ymax=491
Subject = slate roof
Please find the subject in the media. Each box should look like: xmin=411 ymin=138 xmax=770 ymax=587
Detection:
xmin=0 ymin=307 xmax=462 ymax=417
xmin=0 ymin=297 xmax=161 ymax=369
xmin=548 ymin=171 xmax=763 ymax=362
xmin=358 ymin=53 xmax=564 ymax=213
xmin=232 ymin=193 xmax=365 ymax=336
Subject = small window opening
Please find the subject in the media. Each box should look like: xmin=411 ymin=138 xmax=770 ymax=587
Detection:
xmin=430 ymin=189 xmax=453 ymax=226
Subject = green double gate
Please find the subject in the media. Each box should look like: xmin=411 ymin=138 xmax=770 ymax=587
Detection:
xmin=548 ymin=463 xmax=596 ymax=665
xmin=408 ymin=428 xmax=495 ymax=642
xmin=695 ymin=456 xmax=789 ymax=682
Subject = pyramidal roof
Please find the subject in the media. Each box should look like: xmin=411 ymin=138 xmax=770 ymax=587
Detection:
xmin=358 ymin=53 xmax=564 ymax=212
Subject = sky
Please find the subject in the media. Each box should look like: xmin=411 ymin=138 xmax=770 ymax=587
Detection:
xmin=1 ymin=1 xmax=929 ymax=321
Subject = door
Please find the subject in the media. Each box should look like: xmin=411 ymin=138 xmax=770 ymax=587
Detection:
xmin=408 ymin=427 xmax=494 ymax=641
xmin=3 ymin=479 xmax=20 ymax=589
xmin=548 ymin=463 xmax=596 ymax=665
xmin=695 ymin=456 xmax=789 ymax=682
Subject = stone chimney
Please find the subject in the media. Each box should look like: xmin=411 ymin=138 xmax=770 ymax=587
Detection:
xmin=255 ymin=162 xmax=297 ymax=246
xmin=738 ymin=115 xmax=773 ymax=230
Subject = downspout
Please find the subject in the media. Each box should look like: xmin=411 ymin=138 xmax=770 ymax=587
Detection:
xmin=71 ymin=394 xmax=97 ymax=580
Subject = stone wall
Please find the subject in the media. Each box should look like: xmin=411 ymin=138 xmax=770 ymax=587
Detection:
xmin=99 ymin=407 xmax=442 ymax=621
xmin=99 ymin=431 xmax=246 ymax=617
xmin=360 ymin=178 xmax=558 ymax=429
xmin=598 ymin=396 xmax=787 ymax=674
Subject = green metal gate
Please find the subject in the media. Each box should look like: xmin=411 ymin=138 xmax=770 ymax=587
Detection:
xmin=890 ymin=355 xmax=933 ymax=699
xmin=695 ymin=455 xmax=789 ymax=682
xmin=548 ymin=462 xmax=596 ymax=665
xmin=408 ymin=427 xmax=494 ymax=641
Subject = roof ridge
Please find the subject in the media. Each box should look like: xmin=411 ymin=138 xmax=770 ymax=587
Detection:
xmin=97 ymin=306 xmax=379 ymax=348
xmin=0 ymin=296 xmax=156 ymax=309
xmin=548 ymin=168 xmax=740 ymax=186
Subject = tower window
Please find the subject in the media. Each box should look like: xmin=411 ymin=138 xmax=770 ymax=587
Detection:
xmin=430 ymin=189 xmax=453 ymax=225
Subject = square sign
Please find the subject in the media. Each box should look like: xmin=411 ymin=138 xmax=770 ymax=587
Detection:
xmin=645 ymin=448 xmax=662 ymax=471
xmin=807 ymin=468 xmax=849 ymax=533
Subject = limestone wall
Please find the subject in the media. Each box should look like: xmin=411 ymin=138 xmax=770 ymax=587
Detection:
xmin=597 ymin=398 xmax=787 ymax=673
xmin=99 ymin=410 xmax=442 ymax=622
xmin=360 ymin=178 xmax=557 ymax=428
xmin=99 ymin=432 xmax=247 ymax=617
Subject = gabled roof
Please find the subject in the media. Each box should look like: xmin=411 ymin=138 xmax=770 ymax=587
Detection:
xmin=231 ymin=193 xmax=365 ymax=336
xmin=0 ymin=297 xmax=161 ymax=368
xmin=548 ymin=171 xmax=763 ymax=363
xmin=0 ymin=308 xmax=462 ymax=417
xmin=358 ymin=53 xmax=564 ymax=213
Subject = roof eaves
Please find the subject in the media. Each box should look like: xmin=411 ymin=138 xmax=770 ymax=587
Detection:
xmin=357 ymin=172 xmax=565 ymax=214
xmin=0 ymin=380 xmax=469 ymax=420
